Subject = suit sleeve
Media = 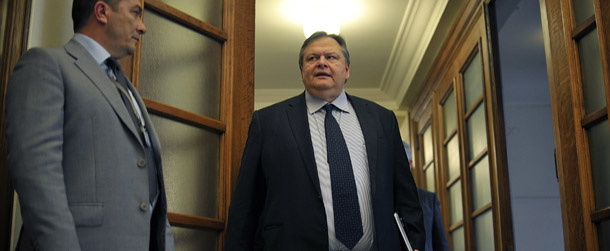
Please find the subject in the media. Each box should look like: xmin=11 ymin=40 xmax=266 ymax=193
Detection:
xmin=6 ymin=48 xmax=82 ymax=250
xmin=432 ymin=194 xmax=449 ymax=251
xmin=390 ymin=111 xmax=426 ymax=251
xmin=225 ymin=111 xmax=266 ymax=250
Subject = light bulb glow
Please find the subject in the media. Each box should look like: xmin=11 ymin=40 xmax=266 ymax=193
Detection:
xmin=280 ymin=0 xmax=363 ymax=37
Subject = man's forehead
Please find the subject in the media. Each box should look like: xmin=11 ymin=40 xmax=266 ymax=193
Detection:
xmin=304 ymin=38 xmax=342 ymax=52
xmin=120 ymin=0 xmax=142 ymax=7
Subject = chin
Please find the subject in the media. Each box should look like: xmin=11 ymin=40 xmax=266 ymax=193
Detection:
xmin=126 ymin=47 xmax=136 ymax=56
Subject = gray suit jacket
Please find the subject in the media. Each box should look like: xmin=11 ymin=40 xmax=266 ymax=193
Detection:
xmin=6 ymin=39 xmax=174 ymax=251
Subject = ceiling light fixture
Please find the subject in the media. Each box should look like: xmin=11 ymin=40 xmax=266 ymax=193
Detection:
xmin=280 ymin=0 xmax=363 ymax=37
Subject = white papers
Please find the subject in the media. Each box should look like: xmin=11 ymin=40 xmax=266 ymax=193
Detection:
xmin=393 ymin=212 xmax=414 ymax=251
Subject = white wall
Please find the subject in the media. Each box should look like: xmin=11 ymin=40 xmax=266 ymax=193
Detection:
xmin=28 ymin=0 xmax=73 ymax=48
xmin=493 ymin=0 xmax=564 ymax=250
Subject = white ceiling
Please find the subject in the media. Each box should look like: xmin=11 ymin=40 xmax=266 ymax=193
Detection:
xmin=254 ymin=0 xmax=452 ymax=119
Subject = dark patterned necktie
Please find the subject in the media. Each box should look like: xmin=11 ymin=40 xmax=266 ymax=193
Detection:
xmin=105 ymin=57 xmax=158 ymax=203
xmin=324 ymin=104 xmax=363 ymax=250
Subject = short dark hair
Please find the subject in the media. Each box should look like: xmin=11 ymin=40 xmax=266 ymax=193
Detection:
xmin=72 ymin=0 xmax=118 ymax=32
xmin=298 ymin=31 xmax=350 ymax=70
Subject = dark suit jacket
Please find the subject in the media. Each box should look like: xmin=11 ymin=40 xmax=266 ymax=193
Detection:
xmin=417 ymin=188 xmax=448 ymax=251
xmin=225 ymin=92 xmax=425 ymax=251
xmin=6 ymin=39 xmax=174 ymax=250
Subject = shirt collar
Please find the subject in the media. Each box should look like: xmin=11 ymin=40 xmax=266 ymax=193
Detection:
xmin=305 ymin=90 xmax=350 ymax=114
xmin=73 ymin=33 xmax=112 ymax=65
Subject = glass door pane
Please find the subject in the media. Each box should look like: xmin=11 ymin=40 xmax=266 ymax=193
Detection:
xmin=577 ymin=28 xmax=606 ymax=114
xmin=423 ymin=126 xmax=434 ymax=165
xmin=150 ymin=115 xmax=220 ymax=218
xmin=156 ymin=0 xmax=223 ymax=27
xmin=172 ymin=228 xmax=219 ymax=251
xmin=449 ymin=180 xmax=463 ymax=225
xmin=452 ymin=226 xmax=465 ymax=251
xmin=599 ymin=220 xmax=610 ymax=251
xmin=587 ymin=119 xmax=610 ymax=209
xmin=463 ymin=52 xmax=483 ymax=111
xmin=444 ymin=91 xmax=457 ymax=137
xmin=474 ymin=210 xmax=494 ymax=251
xmin=471 ymin=156 xmax=491 ymax=210
xmin=425 ymin=164 xmax=436 ymax=193
xmin=467 ymin=106 xmax=488 ymax=160
xmin=572 ymin=0 xmax=595 ymax=25
xmin=140 ymin=10 xmax=222 ymax=119
xmin=447 ymin=136 xmax=460 ymax=181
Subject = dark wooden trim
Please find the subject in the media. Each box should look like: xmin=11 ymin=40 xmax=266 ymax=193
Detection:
xmin=483 ymin=6 xmax=516 ymax=249
xmin=408 ymin=0 xmax=482 ymax=114
xmin=0 ymin=0 xmax=31 ymax=249
xmin=221 ymin=0 xmax=255 ymax=249
xmin=597 ymin=0 xmax=610 ymax=122
xmin=464 ymin=96 xmax=485 ymax=119
xmin=449 ymin=220 xmax=465 ymax=232
xmin=143 ymin=98 xmax=226 ymax=133
xmin=423 ymin=160 xmax=434 ymax=171
xmin=443 ymin=130 xmax=458 ymax=145
xmin=571 ymin=15 xmax=596 ymax=41
xmin=472 ymin=203 xmax=492 ymax=217
xmin=434 ymin=84 xmax=454 ymax=244
xmin=410 ymin=120 xmax=425 ymax=187
xmin=167 ymin=212 xmax=225 ymax=230
xmin=540 ymin=0 xmax=588 ymax=249
xmin=144 ymin=0 xmax=227 ymax=42
xmin=581 ymin=107 xmax=608 ymax=129
xmin=446 ymin=175 xmax=461 ymax=188
xmin=591 ymin=207 xmax=610 ymax=223
xmin=467 ymin=149 xmax=488 ymax=168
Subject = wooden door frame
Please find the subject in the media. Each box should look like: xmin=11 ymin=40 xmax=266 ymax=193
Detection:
xmin=0 ymin=0 xmax=31 ymax=249
xmin=408 ymin=0 xmax=514 ymax=250
xmin=540 ymin=0 xmax=610 ymax=250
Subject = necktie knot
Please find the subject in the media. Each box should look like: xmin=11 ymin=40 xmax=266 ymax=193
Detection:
xmin=105 ymin=57 xmax=121 ymax=76
xmin=324 ymin=103 xmax=335 ymax=114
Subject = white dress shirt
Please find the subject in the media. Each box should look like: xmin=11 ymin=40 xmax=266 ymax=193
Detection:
xmin=305 ymin=90 xmax=375 ymax=251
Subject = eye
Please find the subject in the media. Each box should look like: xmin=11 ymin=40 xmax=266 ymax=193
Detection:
xmin=132 ymin=7 xmax=143 ymax=17
xmin=306 ymin=55 xmax=317 ymax=61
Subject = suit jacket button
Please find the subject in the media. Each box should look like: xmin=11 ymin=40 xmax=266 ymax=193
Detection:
xmin=140 ymin=202 xmax=149 ymax=211
xmin=138 ymin=158 xmax=146 ymax=167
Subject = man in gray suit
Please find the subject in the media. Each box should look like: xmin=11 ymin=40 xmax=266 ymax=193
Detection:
xmin=5 ymin=0 xmax=174 ymax=250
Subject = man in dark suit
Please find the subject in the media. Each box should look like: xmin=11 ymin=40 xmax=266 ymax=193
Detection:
xmin=225 ymin=31 xmax=425 ymax=251
xmin=6 ymin=0 xmax=174 ymax=250
xmin=403 ymin=142 xmax=448 ymax=251
xmin=417 ymin=188 xmax=449 ymax=251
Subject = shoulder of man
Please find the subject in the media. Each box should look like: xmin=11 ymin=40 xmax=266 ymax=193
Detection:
xmin=256 ymin=92 xmax=304 ymax=114
xmin=346 ymin=93 xmax=394 ymax=115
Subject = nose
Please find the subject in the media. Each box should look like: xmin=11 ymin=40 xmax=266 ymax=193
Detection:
xmin=316 ymin=56 xmax=328 ymax=68
xmin=137 ymin=21 xmax=147 ymax=34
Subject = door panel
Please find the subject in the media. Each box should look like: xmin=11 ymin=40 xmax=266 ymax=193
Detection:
xmin=541 ymin=0 xmax=610 ymax=249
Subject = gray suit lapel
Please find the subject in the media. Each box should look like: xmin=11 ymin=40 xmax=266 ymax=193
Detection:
xmin=348 ymin=94 xmax=378 ymax=196
xmin=64 ymin=40 xmax=142 ymax=146
xmin=286 ymin=93 xmax=322 ymax=197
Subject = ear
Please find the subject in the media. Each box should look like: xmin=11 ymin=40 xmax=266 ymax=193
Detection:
xmin=93 ymin=1 xmax=110 ymax=25
xmin=345 ymin=64 xmax=350 ymax=80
